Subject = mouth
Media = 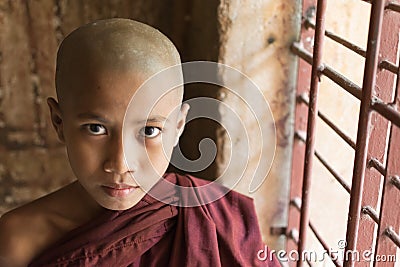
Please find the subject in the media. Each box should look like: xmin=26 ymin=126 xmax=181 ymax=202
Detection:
xmin=101 ymin=183 xmax=139 ymax=198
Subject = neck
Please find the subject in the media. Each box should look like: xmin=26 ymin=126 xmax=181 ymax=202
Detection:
xmin=68 ymin=181 xmax=104 ymax=223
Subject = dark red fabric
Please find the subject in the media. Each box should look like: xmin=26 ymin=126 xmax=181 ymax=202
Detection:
xmin=29 ymin=173 xmax=280 ymax=267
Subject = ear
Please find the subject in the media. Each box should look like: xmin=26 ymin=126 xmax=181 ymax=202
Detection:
xmin=174 ymin=103 xmax=190 ymax=147
xmin=47 ymin=97 xmax=65 ymax=143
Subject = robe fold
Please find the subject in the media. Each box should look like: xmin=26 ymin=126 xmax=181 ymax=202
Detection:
xmin=29 ymin=173 xmax=280 ymax=267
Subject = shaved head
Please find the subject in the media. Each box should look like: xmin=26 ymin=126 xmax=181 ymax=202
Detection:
xmin=55 ymin=18 xmax=183 ymax=106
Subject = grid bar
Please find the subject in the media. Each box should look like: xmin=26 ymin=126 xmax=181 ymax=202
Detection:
xmin=287 ymin=227 xmax=316 ymax=267
xmin=304 ymin=18 xmax=366 ymax=58
xmin=292 ymin=199 xmax=343 ymax=267
xmin=295 ymin=131 xmax=351 ymax=194
xmin=297 ymin=1 xmax=328 ymax=265
xmin=384 ymin=227 xmax=400 ymax=248
xmin=367 ymin=158 xmax=386 ymax=176
xmin=386 ymin=1 xmax=400 ymax=13
xmin=379 ymin=59 xmax=399 ymax=75
xmin=362 ymin=0 xmax=400 ymax=13
xmin=390 ymin=175 xmax=400 ymax=191
xmin=291 ymin=43 xmax=363 ymax=100
xmin=323 ymin=66 xmax=363 ymax=100
xmin=298 ymin=93 xmax=356 ymax=149
xmin=315 ymin=151 xmax=351 ymax=194
xmin=361 ymin=205 xmax=379 ymax=224
xmin=371 ymin=97 xmax=400 ymax=128
xmin=309 ymin=222 xmax=343 ymax=267
xmin=344 ymin=1 xmax=386 ymax=265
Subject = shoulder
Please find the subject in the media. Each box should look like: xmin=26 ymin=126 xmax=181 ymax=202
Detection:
xmin=0 ymin=207 xmax=46 ymax=267
xmin=0 ymin=184 xmax=76 ymax=267
xmin=169 ymin=172 xmax=257 ymax=220
xmin=172 ymin=172 xmax=254 ymax=200
xmin=171 ymin=173 xmax=276 ymax=266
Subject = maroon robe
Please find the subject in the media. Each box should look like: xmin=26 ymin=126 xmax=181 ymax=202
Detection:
xmin=29 ymin=173 xmax=280 ymax=267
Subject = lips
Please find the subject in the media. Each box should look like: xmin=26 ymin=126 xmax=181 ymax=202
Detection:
xmin=101 ymin=184 xmax=139 ymax=198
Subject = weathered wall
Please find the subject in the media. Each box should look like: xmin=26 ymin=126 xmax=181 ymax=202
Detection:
xmin=217 ymin=0 xmax=300 ymax=249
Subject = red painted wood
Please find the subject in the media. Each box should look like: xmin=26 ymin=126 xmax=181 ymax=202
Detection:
xmin=354 ymin=7 xmax=400 ymax=267
xmin=373 ymin=8 xmax=400 ymax=262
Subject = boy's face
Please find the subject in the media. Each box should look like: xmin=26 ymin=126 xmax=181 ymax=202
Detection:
xmin=49 ymin=67 xmax=187 ymax=210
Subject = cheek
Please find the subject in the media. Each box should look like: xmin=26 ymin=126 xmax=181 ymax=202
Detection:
xmin=144 ymin=137 xmax=174 ymax=173
xmin=64 ymin=133 xmax=102 ymax=178
xmin=144 ymin=143 xmax=169 ymax=170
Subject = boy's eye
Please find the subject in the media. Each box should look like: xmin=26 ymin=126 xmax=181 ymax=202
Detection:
xmin=139 ymin=126 xmax=161 ymax=138
xmin=85 ymin=124 xmax=107 ymax=135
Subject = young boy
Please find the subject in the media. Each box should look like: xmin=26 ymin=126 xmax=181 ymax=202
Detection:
xmin=0 ymin=18 xmax=279 ymax=266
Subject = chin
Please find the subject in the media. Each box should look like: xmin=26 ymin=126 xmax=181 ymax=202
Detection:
xmin=97 ymin=192 xmax=146 ymax=211
xmin=98 ymin=199 xmax=139 ymax=211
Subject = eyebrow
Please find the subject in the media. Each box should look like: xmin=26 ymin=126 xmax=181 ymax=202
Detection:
xmin=77 ymin=113 xmax=170 ymax=124
xmin=77 ymin=113 xmax=109 ymax=124
xmin=136 ymin=115 xmax=169 ymax=124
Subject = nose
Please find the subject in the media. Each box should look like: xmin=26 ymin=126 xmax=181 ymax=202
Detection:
xmin=103 ymin=135 xmax=135 ymax=175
